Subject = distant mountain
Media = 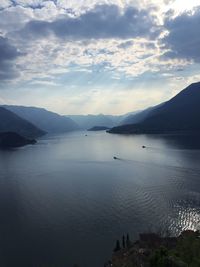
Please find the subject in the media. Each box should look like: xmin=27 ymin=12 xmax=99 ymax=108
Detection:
xmin=87 ymin=126 xmax=110 ymax=131
xmin=108 ymin=82 xmax=200 ymax=134
xmin=0 ymin=107 xmax=45 ymax=138
xmin=67 ymin=112 xmax=142 ymax=129
xmin=3 ymin=105 xmax=79 ymax=134
xmin=67 ymin=114 xmax=120 ymax=129
xmin=119 ymin=104 xmax=163 ymax=125
xmin=0 ymin=132 xmax=36 ymax=148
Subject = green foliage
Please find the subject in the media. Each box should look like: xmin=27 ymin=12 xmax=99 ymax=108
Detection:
xmin=150 ymin=247 xmax=169 ymax=267
xmin=150 ymin=232 xmax=200 ymax=267
xmin=175 ymin=232 xmax=200 ymax=266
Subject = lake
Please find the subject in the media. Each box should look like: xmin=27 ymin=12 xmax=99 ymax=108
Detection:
xmin=0 ymin=131 xmax=200 ymax=267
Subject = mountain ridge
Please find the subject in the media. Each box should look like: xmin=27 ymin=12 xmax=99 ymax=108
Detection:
xmin=0 ymin=107 xmax=45 ymax=138
xmin=108 ymin=82 xmax=200 ymax=134
xmin=3 ymin=105 xmax=79 ymax=134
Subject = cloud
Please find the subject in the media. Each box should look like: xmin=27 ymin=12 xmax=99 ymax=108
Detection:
xmin=162 ymin=6 xmax=200 ymax=62
xmin=20 ymin=4 xmax=160 ymax=40
xmin=0 ymin=36 xmax=21 ymax=81
xmin=118 ymin=40 xmax=134 ymax=49
xmin=0 ymin=0 xmax=12 ymax=9
xmin=11 ymin=0 xmax=44 ymax=8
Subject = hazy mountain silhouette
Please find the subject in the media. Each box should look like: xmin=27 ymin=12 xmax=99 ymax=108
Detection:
xmin=119 ymin=104 xmax=164 ymax=125
xmin=67 ymin=114 xmax=121 ymax=129
xmin=0 ymin=107 xmax=45 ymax=138
xmin=3 ymin=105 xmax=79 ymax=134
xmin=109 ymin=82 xmax=200 ymax=134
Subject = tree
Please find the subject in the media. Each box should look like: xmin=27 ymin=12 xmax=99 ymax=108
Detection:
xmin=114 ymin=240 xmax=121 ymax=252
xmin=122 ymin=235 xmax=125 ymax=249
xmin=126 ymin=233 xmax=131 ymax=248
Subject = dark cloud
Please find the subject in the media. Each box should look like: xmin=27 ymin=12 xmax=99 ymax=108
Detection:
xmin=162 ymin=7 xmax=200 ymax=62
xmin=0 ymin=36 xmax=21 ymax=81
xmin=118 ymin=40 xmax=133 ymax=49
xmin=20 ymin=4 xmax=160 ymax=40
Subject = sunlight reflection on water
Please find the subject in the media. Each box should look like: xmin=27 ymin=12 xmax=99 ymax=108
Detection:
xmin=0 ymin=131 xmax=200 ymax=267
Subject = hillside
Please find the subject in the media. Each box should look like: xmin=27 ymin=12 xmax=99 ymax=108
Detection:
xmin=0 ymin=132 xmax=36 ymax=148
xmin=3 ymin=105 xmax=79 ymax=134
xmin=0 ymin=107 xmax=45 ymax=138
xmin=108 ymin=82 xmax=200 ymax=134
xmin=105 ymin=230 xmax=200 ymax=267
xmin=120 ymin=104 xmax=164 ymax=126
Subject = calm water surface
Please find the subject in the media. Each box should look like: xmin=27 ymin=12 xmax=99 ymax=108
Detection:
xmin=0 ymin=131 xmax=200 ymax=267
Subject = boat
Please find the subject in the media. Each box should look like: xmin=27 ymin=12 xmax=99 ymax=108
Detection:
xmin=113 ymin=156 xmax=118 ymax=160
xmin=142 ymin=146 xmax=146 ymax=148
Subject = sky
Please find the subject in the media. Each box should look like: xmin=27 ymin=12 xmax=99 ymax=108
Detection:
xmin=0 ymin=0 xmax=200 ymax=115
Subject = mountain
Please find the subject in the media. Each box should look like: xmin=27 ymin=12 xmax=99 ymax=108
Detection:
xmin=67 ymin=114 xmax=120 ymax=129
xmin=0 ymin=132 xmax=36 ymax=148
xmin=0 ymin=107 xmax=45 ymax=138
xmin=119 ymin=104 xmax=163 ymax=125
xmin=67 ymin=112 xmax=142 ymax=129
xmin=108 ymin=82 xmax=200 ymax=134
xmin=3 ymin=105 xmax=79 ymax=134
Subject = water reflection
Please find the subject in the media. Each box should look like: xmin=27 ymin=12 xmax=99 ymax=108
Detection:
xmin=0 ymin=132 xmax=200 ymax=267
xmin=150 ymin=133 xmax=200 ymax=150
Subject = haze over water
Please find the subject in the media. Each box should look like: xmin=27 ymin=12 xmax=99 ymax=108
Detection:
xmin=0 ymin=131 xmax=200 ymax=267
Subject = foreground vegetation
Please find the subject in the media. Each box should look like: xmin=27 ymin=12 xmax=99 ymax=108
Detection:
xmin=105 ymin=230 xmax=200 ymax=267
